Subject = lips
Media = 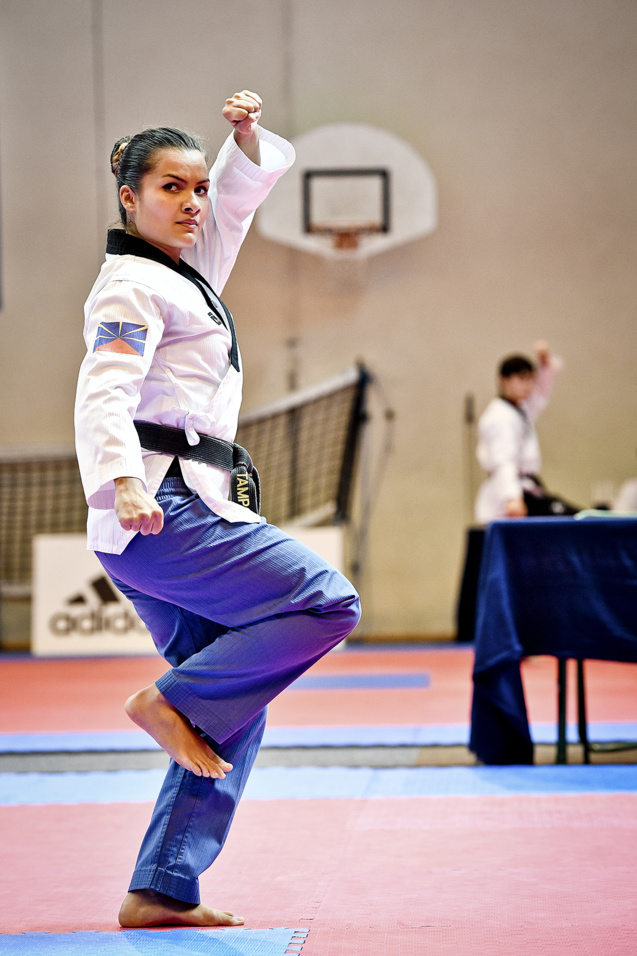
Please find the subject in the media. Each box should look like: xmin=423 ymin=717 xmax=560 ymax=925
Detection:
xmin=178 ymin=219 xmax=198 ymax=228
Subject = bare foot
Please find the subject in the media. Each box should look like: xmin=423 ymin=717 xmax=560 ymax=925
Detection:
xmin=119 ymin=889 xmax=244 ymax=928
xmin=125 ymin=685 xmax=232 ymax=778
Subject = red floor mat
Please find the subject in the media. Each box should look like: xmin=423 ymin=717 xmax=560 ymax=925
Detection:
xmin=0 ymin=657 xmax=170 ymax=733
xmin=1 ymin=794 xmax=636 ymax=953
xmin=0 ymin=650 xmax=474 ymax=733
xmin=522 ymin=656 xmax=637 ymax=724
xmin=1 ymin=650 xmax=636 ymax=735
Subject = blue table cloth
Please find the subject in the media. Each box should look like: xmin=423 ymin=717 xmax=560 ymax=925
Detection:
xmin=469 ymin=517 xmax=637 ymax=765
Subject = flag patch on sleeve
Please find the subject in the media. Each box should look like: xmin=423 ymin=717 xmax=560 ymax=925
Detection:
xmin=93 ymin=322 xmax=148 ymax=356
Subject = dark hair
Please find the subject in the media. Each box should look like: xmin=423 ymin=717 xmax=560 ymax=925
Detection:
xmin=110 ymin=127 xmax=206 ymax=226
xmin=498 ymin=354 xmax=536 ymax=378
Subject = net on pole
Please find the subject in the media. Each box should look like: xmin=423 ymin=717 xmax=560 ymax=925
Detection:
xmin=0 ymin=365 xmax=369 ymax=598
xmin=0 ymin=448 xmax=88 ymax=598
xmin=236 ymin=364 xmax=369 ymax=526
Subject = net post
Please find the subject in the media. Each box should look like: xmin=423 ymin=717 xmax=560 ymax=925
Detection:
xmin=335 ymin=364 xmax=371 ymax=523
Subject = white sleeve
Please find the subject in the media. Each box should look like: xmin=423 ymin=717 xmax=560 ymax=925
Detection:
xmin=74 ymin=280 xmax=166 ymax=509
xmin=477 ymin=409 xmax=525 ymax=504
xmin=182 ymin=127 xmax=295 ymax=293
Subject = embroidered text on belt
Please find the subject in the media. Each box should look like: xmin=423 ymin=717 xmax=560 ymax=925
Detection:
xmin=134 ymin=420 xmax=260 ymax=514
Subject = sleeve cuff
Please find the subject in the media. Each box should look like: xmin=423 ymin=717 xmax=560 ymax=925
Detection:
xmin=217 ymin=128 xmax=296 ymax=180
xmin=84 ymin=458 xmax=147 ymax=510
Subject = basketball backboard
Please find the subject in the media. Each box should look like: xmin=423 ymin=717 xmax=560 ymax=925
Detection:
xmin=258 ymin=122 xmax=437 ymax=259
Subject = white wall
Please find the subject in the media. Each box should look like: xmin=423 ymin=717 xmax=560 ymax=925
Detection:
xmin=2 ymin=0 xmax=637 ymax=635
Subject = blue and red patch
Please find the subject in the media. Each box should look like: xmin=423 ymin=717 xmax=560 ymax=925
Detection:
xmin=93 ymin=321 xmax=147 ymax=356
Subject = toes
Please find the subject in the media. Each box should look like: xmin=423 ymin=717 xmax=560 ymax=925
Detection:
xmin=216 ymin=910 xmax=244 ymax=926
xmin=197 ymin=764 xmax=223 ymax=780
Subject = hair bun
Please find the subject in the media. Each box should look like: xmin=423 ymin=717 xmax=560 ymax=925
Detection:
xmin=110 ymin=137 xmax=131 ymax=177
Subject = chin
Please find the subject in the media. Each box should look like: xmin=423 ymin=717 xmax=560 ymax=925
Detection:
xmin=178 ymin=233 xmax=199 ymax=247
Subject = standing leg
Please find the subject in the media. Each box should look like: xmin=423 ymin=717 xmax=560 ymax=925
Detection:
xmin=119 ymin=708 xmax=266 ymax=926
xmin=106 ymin=580 xmax=268 ymax=924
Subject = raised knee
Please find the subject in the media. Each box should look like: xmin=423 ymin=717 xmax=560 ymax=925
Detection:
xmin=346 ymin=594 xmax=362 ymax=630
xmin=330 ymin=590 xmax=361 ymax=637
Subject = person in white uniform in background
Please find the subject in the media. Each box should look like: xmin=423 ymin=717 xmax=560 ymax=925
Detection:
xmin=475 ymin=341 xmax=578 ymax=523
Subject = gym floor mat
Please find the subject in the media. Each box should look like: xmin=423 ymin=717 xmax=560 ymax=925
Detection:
xmin=2 ymin=719 xmax=637 ymax=753
xmin=0 ymin=928 xmax=308 ymax=955
xmin=2 ymin=764 xmax=637 ymax=806
xmin=1 ymin=793 xmax=635 ymax=952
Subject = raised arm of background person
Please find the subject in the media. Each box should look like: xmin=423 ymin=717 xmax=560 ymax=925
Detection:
xmin=524 ymin=340 xmax=563 ymax=422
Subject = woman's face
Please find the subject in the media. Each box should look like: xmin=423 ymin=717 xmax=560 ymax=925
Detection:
xmin=120 ymin=148 xmax=210 ymax=262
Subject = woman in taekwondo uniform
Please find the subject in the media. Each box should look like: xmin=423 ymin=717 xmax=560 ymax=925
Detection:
xmin=75 ymin=90 xmax=360 ymax=929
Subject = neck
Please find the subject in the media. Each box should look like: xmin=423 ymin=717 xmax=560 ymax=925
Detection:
xmin=499 ymin=393 xmax=520 ymax=407
xmin=126 ymin=225 xmax=181 ymax=264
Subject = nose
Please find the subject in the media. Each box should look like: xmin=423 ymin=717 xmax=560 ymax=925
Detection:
xmin=182 ymin=193 xmax=200 ymax=214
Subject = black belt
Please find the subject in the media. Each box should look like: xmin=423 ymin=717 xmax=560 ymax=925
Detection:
xmin=521 ymin=474 xmax=544 ymax=488
xmin=134 ymin=420 xmax=260 ymax=514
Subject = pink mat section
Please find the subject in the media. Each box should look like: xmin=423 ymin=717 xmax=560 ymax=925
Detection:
xmin=0 ymin=657 xmax=170 ymax=733
xmin=521 ymin=656 xmax=637 ymax=724
xmin=0 ymin=649 xmax=473 ymax=733
xmin=1 ymin=649 xmax=636 ymax=734
xmin=1 ymin=794 xmax=636 ymax=953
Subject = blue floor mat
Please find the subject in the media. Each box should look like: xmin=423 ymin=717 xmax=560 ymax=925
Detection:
xmin=289 ymin=673 xmax=430 ymax=689
xmin=2 ymin=721 xmax=637 ymax=752
xmin=246 ymin=764 xmax=637 ymax=798
xmin=1 ymin=764 xmax=637 ymax=806
xmin=0 ymin=928 xmax=308 ymax=955
xmin=0 ymin=731 xmax=161 ymax=753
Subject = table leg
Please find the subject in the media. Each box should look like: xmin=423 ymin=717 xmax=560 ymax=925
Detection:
xmin=577 ymin=659 xmax=590 ymax=764
xmin=557 ymin=658 xmax=567 ymax=764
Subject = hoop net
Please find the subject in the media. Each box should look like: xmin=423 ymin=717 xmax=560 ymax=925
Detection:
xmin=307 ymin=222 xmax=382 ymax=252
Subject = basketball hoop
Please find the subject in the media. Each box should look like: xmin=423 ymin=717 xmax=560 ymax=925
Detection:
xmin=257 ymin=123 xmax=437 ymax=261
xmin=306 ymin=222 xmax=382 ymax=254
xmin=333 ymin=229 xmax=361 ymax=251
xmin=302 ymin=169 xmax=390 ymax=258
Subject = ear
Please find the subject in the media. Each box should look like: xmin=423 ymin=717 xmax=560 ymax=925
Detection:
xmin=120 ymin=185 xmax=136 ymax=215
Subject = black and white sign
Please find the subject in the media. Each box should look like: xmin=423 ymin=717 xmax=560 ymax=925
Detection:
xmin=32 ymin=534 xmax=154 ymax=656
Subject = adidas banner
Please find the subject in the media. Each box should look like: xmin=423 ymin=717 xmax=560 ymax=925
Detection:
xmin=32 ymin=535 xmax=154 ymax=656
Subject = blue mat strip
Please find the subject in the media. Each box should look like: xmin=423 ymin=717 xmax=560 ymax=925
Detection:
xmin=245 ymin=765 xmax=637 ymax=799
xmin=288 ymin=673 xmax=430 ymax=689
xmin=0 ymin=731 xmax=161 ymax=753
xmin=0 ymin=927 xmax=309 ymax=954
xmin=1 ymin=765 xmax=637 ymax=806
xmin=2 ymin=722 xmax=637 ymax=752
xmin=266 ymin=725 xmax=464 ymax=746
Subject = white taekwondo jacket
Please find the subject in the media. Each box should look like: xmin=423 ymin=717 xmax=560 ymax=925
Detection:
xmin=75 ymin=128 xmax=295 ymax=554
xmin=474 ymin=360 xmax=561 ymax=523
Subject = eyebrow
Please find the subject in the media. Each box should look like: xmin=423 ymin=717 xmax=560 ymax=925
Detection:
xmin=161 ymin=174 xmax=210 ymax=185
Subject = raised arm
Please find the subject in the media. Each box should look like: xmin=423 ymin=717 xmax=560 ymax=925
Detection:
xmin=182 ymin=91 xmax=295 ymax=292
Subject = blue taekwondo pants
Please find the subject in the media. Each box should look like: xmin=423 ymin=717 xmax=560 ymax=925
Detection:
xmin=97 ymin=475 xmax=360 ymax=904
